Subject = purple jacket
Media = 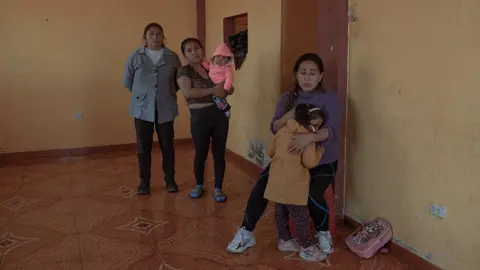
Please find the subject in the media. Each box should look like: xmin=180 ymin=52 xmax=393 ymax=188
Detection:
xmin=270 ymin=90 xmax=341 ymax=165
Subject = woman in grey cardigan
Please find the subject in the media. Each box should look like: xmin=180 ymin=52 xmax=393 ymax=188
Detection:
xmin=123 ymin=23 xmax=182 ymax=195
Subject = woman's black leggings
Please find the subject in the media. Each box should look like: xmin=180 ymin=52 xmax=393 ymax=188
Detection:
xmin=190 ymin=105 xmax=229 ymax=189
xmin=241 ymin=161 xmax=338 ymax=232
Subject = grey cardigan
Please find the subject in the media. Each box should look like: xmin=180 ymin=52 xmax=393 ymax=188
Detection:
xmin=123 ymin=46 xmax=181 ymax=124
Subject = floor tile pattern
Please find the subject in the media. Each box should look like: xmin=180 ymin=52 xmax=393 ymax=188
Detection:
xmin=0 ymin=146 xmax=412 ymax=269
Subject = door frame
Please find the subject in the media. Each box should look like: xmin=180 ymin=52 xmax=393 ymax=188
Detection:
xmin=317 ymin=0 xmax=349 ymax=221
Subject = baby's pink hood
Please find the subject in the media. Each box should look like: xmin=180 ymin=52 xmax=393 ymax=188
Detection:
xmin=212 ymin=43 xmax=233 ymax=58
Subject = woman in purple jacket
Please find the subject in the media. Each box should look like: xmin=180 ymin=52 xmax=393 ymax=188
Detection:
xmin=227 ymin=53 xmax=341 ymax=259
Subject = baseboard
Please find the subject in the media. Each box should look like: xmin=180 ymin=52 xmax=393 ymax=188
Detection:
xmin=0 ymin=138 xmax=193 ymax=166
xmin=224 ymin=149 xmax=263 ymax=179
xmin=0 ymin=140 xmax=250 ymax=169
xmin=344 ymin=216 xmax=441 ymax=270
xmin=0 ymin=140 xmax=261 ymax=172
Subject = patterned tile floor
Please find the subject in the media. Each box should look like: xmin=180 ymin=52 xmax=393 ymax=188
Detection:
xmin=0 ymin=145 xmax=410 ymax=269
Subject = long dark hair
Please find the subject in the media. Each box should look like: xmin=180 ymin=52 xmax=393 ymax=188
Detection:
xmin=142 ymin=23 xmax=165 ymax=47
xmin=295 ymin=104 xmax=324 ymax=131
xmin=286 ymin=53 xmax=325 ymax=111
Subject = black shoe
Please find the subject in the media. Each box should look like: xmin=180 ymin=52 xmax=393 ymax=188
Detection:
xmin=137 ymin=179 xmax=151 ymax=195
xmin=137 ymin=185 xmax=151 ymax=195
xmin=166 ymin=181 xmax=179 ymax=193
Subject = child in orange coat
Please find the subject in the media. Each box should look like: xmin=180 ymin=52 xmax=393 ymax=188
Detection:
xmin=202 ymin=43 xmax=234 ymax=118
xmin=264 ymin=103 xmax=327 ymax=262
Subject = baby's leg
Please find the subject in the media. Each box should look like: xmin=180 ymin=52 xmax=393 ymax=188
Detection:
xmin=274 ymin=203 xmax=292 ymax=241
xmin=213 ymin=79 xmax=231 ymax=113
xmin=212 ymin=97 xmax=232 ymax=118
xmin=212 ymin=96 xmax=224 ymax=108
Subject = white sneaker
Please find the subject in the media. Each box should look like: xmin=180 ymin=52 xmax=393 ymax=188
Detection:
xmin=277 ymin=239 xmax=301 ymax=252
xmin=316 ymin=230 xmax=334 ymax=254
xmin=226 ymin=227 xmax=256 ymax=253
xmin=299 ymin=245 xmax=327 ymax=261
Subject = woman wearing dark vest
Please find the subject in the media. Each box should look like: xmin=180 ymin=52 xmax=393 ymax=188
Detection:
xmin=176 ymin=38 xmax=232 ymax=202
xmin=123 ymin=23 xmax=181 ymax=195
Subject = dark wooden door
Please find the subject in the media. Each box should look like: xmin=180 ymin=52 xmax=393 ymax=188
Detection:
xmin=317 ymin=0 xmax=349 ymax=221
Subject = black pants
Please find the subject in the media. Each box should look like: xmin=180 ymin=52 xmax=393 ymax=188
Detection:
xmin=241 ymin=161 xmax=338 ymax=232
xmin=190 ymin=105 xmax=229 ymax=189
xmin=134 ymin=118 xmax=175 ymax=185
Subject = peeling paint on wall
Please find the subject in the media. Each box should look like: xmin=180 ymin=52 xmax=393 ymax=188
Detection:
xmin=423 ymin=252 xmax=433 ymax=261
xmin=247 ymin=139 xmax=270 ymax=168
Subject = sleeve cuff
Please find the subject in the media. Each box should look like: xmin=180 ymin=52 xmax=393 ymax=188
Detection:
xmin=325 ymin=124 xmax=335 ymax=141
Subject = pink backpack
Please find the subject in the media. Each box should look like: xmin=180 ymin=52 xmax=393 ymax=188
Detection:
xmin=345 ymin=217 xmax=393 ymax=259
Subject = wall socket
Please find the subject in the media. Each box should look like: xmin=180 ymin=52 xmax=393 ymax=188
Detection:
xmin=429 ymin=203 xmax=447 ymax=219
xmin=73 ymin=111 xmax=83 ymax=120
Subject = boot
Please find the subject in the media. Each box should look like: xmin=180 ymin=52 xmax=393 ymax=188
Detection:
xmin=137 ymin=178 xmax=151 ymax=195
xmin=165 ymin=177 xmax=178 ymax=193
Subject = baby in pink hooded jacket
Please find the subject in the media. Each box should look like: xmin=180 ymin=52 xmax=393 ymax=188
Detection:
xmin=202 ymin=43 xmax=234 ymax=118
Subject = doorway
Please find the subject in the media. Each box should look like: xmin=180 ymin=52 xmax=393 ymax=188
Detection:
xmin=280 ymin=0 xmax=349 ymax=222
xmin=317 ymin=0 xmax=348 ymax=221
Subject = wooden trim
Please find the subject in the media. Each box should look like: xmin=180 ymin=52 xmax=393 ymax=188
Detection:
xmin=223 ymin=18 xmax=235 ymax=44
xmin=344 ymin=216 xmax=441 ymax=270
xmin=223 ymin=13 xmax=248 ymax=44
xmin=196 ymin=0 xmax=206 ymax=47
xmin=316 ymin=0 xmax=348 ymax=221
xmin=225 ymin=149 xmax=263 ymax=180
xmin=334 ymin=0 xmax=349 ymax=222
xmin=280 ymin=0 xmax=288 ymax=92
xmin=0 ymin=139 xmax=193 ymax=166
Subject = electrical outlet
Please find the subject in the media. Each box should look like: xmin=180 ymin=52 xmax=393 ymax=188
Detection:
xmin=73 ymin=111 xmax=83 ymax=120
xmin=429 ymin=203 xmax=447 ymax=219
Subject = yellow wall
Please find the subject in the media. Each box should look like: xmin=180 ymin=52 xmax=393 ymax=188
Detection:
xmin=205 ymin=0 xmax=282 ymax=159
xmin=346 ymin=1 xmax=480 ymax=269
xmin=0 ymin=0 xmax=196 ymax=153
